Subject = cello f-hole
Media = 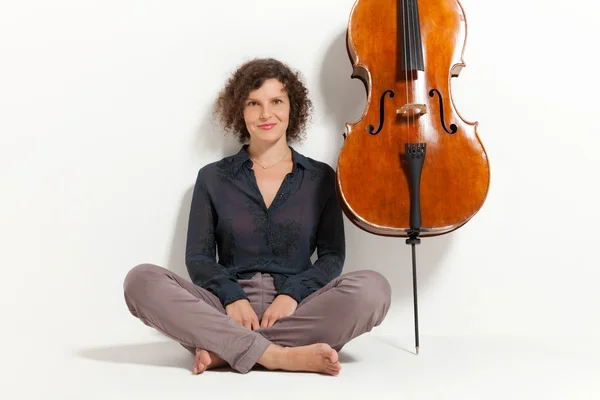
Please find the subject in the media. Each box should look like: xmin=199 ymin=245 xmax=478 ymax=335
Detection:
xmin=429 ymin=89 xmax=458 ymax=134
xmin=367 ymin=90 xmax=395 ymax=135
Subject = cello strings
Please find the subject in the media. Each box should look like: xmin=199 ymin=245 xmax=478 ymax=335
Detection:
xmin=403 ymin=0 xmax=411 ymax=144
xmin=409 ymin=0 xmax=420 ymax=144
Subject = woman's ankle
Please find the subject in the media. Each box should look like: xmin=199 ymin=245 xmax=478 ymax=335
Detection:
xmin=257 ymin=344 xmax=286 ymax=370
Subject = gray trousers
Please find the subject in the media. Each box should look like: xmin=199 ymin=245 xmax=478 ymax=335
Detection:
xmin=123 ymin=264 xmax=392 ymax=374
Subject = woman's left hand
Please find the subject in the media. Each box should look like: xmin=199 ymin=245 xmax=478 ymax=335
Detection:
xmin=260 ymin=294 xmax=298 ymax=328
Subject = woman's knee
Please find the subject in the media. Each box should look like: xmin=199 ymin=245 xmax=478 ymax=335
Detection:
xmin=346 ymin=270 xmax=392 ymax=319
xmin=364 ymin=270 xmax=391 ymax=302
xmin=123 ymin=263 xmax=165 ymax=298
xmin=346 ymin=270 xmax=391 ymax=296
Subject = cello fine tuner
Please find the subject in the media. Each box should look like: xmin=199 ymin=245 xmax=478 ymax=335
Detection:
xmin=397 ymin=104 xmax=428 ymax=118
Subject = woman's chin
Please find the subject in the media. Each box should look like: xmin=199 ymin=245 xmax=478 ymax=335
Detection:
xmin=252 ymin=131 xmax=286 ymax=144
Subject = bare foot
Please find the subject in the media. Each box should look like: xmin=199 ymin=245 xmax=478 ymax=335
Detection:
xmin=192 ymin=348 xmax=229 ymax=374
xmin=258 ymin=343 xmax=342 ymax=376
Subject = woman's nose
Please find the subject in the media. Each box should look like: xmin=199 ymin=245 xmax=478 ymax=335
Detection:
xmin=260 ymin=106 xmax=272 ymax=120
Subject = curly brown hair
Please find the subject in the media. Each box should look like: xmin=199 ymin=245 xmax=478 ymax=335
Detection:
xmin=213 ymin=58 xmax=313 ymax=143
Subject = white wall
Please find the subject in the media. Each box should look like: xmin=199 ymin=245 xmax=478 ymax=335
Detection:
xmin=2 ymin=0 xmax=599 ymax=369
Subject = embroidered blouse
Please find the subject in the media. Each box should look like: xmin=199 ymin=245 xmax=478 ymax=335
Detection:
xmin=185 ymin=144 xmax=346 ymax=306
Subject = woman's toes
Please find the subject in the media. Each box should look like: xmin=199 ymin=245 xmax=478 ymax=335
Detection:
xmin=193 ymin=348 xmax=212 ymax=374
xmin=325 ymin=349 xmax=339 ymax=363
xmin=326 ymin=366 xmax=341 ymax=375
xmin=193 ymin=363 xmax=206 ymax=375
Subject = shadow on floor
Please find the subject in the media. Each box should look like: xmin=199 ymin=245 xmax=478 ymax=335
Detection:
xmin=76 ymin=340 xmax=361 ymax=371
xmin=372 ymin=335 xmax=416 ymax=355
xmin=76 ymin=341 xmax=192 ymax=370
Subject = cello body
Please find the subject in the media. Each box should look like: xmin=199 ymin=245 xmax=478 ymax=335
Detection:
xmin=337 ymin=0 xmax=490 ymax=237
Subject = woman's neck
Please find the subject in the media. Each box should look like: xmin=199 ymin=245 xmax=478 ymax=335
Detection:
xmin=247 ymin=139 xmax=291 ymax=167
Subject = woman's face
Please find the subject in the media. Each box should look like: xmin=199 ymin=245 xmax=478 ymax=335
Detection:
xmin=243 ymin=78 xmax=290 ymax=145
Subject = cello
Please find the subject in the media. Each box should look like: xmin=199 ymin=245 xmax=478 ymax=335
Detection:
xmin=336 ymin=0 xmax=490 ymax=353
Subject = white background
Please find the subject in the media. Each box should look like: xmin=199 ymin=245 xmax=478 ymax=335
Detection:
xmin=1 ymin=0 xmax=599 ymax=398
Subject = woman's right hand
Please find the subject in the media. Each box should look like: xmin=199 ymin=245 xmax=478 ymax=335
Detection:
xmin=225 ymin=299 xmax=260 ymax=330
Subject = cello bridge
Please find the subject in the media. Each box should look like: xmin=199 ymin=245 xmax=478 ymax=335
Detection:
xmin=397 ymin=104 xmax=427 ymax=118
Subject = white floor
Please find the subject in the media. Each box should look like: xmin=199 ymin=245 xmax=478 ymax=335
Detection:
xmin=8 ymin=331 xmax=599 ymax=399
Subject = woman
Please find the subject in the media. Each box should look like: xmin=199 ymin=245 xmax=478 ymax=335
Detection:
xmin=123 ymin=58 xmax=392 ymax=376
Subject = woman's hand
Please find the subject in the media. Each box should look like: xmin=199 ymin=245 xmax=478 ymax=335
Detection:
xmin=225 ymin=299 xmax=260 ymax=330
xmin=260 ymin=294 xmax=298 ymax=328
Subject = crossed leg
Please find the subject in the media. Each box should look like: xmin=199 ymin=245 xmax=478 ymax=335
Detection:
xmin=124 ymin=264 xmax=374 ymax=374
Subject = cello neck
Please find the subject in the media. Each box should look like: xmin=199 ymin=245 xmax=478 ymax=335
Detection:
xmin=400 ymin=0 xmax=425 ymax=72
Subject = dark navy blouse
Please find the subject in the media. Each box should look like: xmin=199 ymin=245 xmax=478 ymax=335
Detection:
xmin=185 ymin=145 xmax=346 ymax=306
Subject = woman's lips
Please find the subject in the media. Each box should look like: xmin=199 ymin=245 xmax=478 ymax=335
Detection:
xmin=259 ymin=124 xmax=276 ymax=130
